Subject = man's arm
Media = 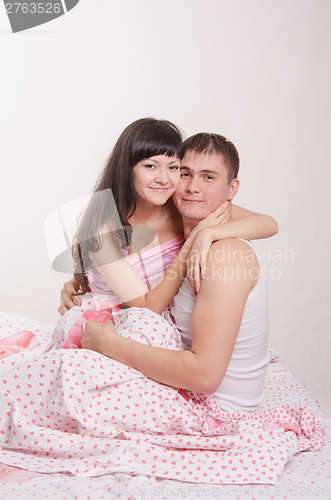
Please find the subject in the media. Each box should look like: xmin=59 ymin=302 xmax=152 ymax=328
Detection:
xmin=82 ymin=239 xmax=259 ymax=393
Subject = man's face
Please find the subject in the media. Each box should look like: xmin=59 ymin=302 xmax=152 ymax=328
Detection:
xmin=173 ymin=151 xmax=239 ymax=221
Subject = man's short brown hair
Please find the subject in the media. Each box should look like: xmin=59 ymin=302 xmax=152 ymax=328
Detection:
xmin=183 ymin=133 xmax=240 ymax=183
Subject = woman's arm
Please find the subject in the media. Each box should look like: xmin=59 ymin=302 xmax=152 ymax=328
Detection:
xmin=58 ymin=211 xmax=226 ymax=316
xmin=59 ymin=205 xmax=277 ymax=314
xmin=229 ymin=204 xmax=279 ymax=238
xmin=204 ymin=205 xmax=278 ymax=244
xmin=91 ymin=203 xmax=230 ymax=315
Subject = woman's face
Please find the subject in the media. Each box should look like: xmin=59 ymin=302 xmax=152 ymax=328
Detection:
xmin=133 ymin=154 xmax=181 ymax=207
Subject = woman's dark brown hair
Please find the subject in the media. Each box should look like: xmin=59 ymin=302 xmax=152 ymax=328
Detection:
xmin=72 ymin=117 xmax=184 ymax=293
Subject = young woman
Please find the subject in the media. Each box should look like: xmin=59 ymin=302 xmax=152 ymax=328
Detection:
xmin=58 ymin=117 xmax=278 ymax=326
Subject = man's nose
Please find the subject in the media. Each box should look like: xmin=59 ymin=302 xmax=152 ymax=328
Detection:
xmin=186 ymin=177 xmax=200 ymax=193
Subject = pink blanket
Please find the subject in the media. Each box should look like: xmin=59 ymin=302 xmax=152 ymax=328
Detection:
xmin=0 ymin=330 xmax=40 ymax=359
xmin=0 ymin=304 xmax=324 ymax=485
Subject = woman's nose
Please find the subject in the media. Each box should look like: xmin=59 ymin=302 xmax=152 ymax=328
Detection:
xmin=155 ymin=168 xmax=169 ymax=184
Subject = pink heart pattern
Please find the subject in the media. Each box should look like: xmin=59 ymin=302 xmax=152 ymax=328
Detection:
xmin=0 ymin=308 xmax=325 ymax=487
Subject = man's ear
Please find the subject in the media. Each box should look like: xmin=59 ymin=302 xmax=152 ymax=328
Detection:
xmin=228 ymin=178 xmax=240 ymax=201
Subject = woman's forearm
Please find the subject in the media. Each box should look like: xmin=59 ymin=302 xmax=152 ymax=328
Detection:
xmin=139 ymin=229 xmax=198 ymax=313
xmin=228 ymin=205 xmax=279 ymax=239
xmin=210 ymin=213 xmax=279 ymax=241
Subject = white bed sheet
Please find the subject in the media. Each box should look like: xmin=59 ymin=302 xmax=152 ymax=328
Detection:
xmin=0 ymin=312 xmax=329 ymax=500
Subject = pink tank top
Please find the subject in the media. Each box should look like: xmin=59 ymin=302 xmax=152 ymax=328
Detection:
xmin=88 ymin=233 xmax=184 ymax=306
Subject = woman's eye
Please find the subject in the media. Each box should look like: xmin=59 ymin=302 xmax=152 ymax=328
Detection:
xmin=144 ymin=164 xmax=155 ymax=169
xmin=169 ymin=165 xmax=179 ymax=170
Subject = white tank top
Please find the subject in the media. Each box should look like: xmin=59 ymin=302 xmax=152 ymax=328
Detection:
xmin=169 ymin=239 xmax=269 ymax=413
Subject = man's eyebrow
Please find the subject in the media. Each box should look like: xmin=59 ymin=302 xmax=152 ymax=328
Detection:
xmin=180 ymin=166 xmax=219 ymax=175
xmin=201 ymin=169 xmax=219 ymax=175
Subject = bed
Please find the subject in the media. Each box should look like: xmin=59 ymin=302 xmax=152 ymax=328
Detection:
xmin=0 ymin=311 xmax=330 ymax=500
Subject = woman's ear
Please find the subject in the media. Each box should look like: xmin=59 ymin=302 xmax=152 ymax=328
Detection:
xmin=228 ymin=178 xmax=240 ymax=201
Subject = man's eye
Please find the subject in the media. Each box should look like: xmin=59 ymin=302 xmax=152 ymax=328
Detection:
xmin=204 ymin=175 xmax=213 ymax=181
xmin=180 ymin=172 xmax=190 ymax=178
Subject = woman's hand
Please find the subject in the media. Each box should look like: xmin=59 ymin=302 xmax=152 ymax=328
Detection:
xmin=58 ymin=277 xmax=83 ymax=315
xmin=81 ymin=320 xmax=117 ymax=356
xmin=187 ymin=202 xmax=231 ymax=293
xmin=190 ymin=201 xmax=231 ymax=237
xmin=187 ymin=228 xmax=214 ymax=293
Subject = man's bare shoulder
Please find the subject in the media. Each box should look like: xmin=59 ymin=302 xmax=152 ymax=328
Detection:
xmin=209 ymin=238 xmax=258 ymax=265
xmin=202 ymin=238 xmax=260 ymax=291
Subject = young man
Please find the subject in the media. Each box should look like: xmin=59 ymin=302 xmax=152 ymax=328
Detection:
xmin=81 ymin=133 xmax=269 ymax=412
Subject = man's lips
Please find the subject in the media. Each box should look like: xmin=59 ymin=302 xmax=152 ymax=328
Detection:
xmin=181 ymin=198 xmax=204 ymax=203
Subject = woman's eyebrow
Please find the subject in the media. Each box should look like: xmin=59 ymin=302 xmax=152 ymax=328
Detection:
xmin=145 ymin=158 xmax=180 ymax=164
xmin=144 ymin=158 xmax=158 ymax=163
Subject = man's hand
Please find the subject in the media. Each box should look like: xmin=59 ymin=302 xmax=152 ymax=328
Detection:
xmin=81 ymin=320 xmax=116 ymax=356
xmin=58 ymin=278 xmax=83 ymax=316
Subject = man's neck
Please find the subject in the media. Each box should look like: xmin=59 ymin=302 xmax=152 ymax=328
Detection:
xmin=182 ymin=218 xmax=200 ymax=239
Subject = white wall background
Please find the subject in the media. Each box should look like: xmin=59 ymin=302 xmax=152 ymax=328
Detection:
xmin=0 ymin=0 xmax=330 ymax=415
